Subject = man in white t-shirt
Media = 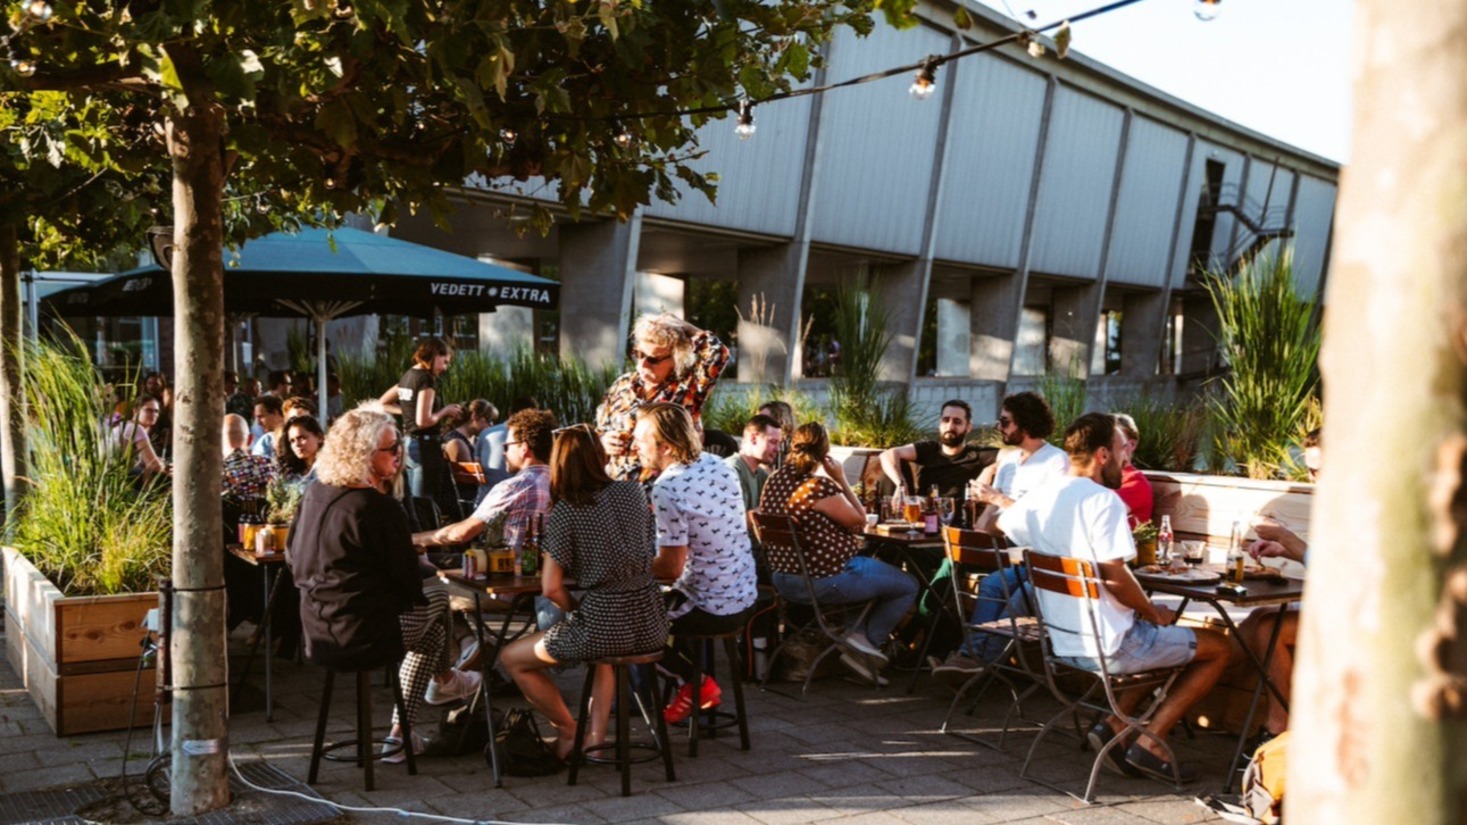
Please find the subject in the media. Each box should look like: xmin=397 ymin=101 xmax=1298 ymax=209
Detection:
xmin=934 ymin=391 xmax=1069 ymax=682
xmin=634 ymin=403 xmax=758 ymax=725
xmin=1000 ymin=412 xmax=1237 ymax=784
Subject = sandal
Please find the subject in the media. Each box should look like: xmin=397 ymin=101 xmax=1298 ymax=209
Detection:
xmin=1124 ymin=743 xmax=1197 ymax=784
xmin=1087 ymin=723 xmax=1141 ymax=778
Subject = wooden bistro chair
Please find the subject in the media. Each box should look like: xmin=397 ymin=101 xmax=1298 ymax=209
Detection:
xmin=937 ymin=526 xmax=1045 ymax=749
xmin=1020 ymin=549 xmax=1190 ymax=803
xmin=750 ymin=510 xmax=880 ymax=695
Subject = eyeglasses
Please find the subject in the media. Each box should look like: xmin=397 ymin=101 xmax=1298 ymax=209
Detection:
xmin=377 ymin=440 xmax=403 ymax=454
xmin=504 ymin=440 xmax=523 ymax=448
xmin=637 ymin=351 xmax=673 ymax=367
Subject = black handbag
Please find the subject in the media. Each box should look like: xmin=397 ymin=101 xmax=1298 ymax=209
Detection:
xmin=487 ymin=708 xmax=565 ymax=776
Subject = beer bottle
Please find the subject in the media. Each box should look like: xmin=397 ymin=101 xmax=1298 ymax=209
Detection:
xmin=521 ymin=514 xmax=541 ymax=577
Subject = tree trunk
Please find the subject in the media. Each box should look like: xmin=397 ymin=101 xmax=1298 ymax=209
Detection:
xmin=0 ymin=225 xmax=26 ymax=524
xmin=1289 ymin=1 xmax=1467 ymax=821
xmin=165 ymin=102 xmax=231 ymax=816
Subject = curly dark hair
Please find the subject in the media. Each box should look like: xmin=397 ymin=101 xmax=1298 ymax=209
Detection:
xmin=277 ymin=414 xmax=325 ymax=478
xmin=1001 ymin=391 xmax=1055 ymax=440
xmin=508 ymin=408 xmax=557 ymax=463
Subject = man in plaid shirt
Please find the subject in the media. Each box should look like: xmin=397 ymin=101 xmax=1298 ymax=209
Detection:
xmin=412 ymin=409 xmax=553 ymax=552
xmin=222 ymin=413 xmax=276 ymax=503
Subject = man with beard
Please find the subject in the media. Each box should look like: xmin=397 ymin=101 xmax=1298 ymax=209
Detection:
xmin=970 ymin=391 xmax=1069 ymax=511
xmin=996 ymin=413 xmax=1237 ymax=783
xmin=878 ymin=399 xmax=989 ymax=500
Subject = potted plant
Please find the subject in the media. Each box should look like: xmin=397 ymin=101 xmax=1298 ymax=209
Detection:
xmin=261 ymin=476 xmax=304 ymax=553
xmin=4 ymin=337 xmax=171 ymax=735
xmin=1132 ymin=520 xmax=1159 ymax=567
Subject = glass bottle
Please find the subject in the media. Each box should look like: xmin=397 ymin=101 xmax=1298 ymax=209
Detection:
xmin=1158 ymin=515 xmax=1174 ymax=565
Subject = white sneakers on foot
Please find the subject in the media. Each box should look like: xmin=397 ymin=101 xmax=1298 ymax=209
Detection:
xmin=424 ymin=668 xmax=483 ymax=706
xmin=381 ymin=731 xmax=427 ymax=764
xmin=843 ymin=631 xmax=890 ymax=665
xmin=839 ymin=651 xmax=890 ymax=687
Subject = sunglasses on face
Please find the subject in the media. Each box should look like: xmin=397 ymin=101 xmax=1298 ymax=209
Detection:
xmin=378 ymin=440 xmax=403 ymax=454
xmin=637 ymin=351 xmax=673 ymax=367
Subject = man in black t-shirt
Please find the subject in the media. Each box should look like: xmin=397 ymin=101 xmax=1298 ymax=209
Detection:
xmin=878 ymin=399 xmax=990 ymax=499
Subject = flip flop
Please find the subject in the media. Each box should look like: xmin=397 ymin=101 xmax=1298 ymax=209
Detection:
xmin=1124 ymin=743 xmax=1197 ymax=784
xmin=1087 ymin=723 xmax=1141 ymax=778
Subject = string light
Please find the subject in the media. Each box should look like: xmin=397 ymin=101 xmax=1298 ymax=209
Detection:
xmin=613 ymin=128 xmax=635 ymax=149
xmin=909 ymin=57 xmax=938 ymax=101
xmin=499 ymin=127 xmax=517 ymax=146
xmin=734 ymin=99 xmax=755 ymax=140
xmin=25 ymin=1 xmax=53 ymax=22
xmin=1193 ymin=0 xmax=1221 ymax=21
xmin=9 ymin=57 xmax=35 ymax=76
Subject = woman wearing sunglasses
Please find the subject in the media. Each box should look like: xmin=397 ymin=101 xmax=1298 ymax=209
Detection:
xmin=287 ymin=406 xmax=481 ymax=765
xmin=594 ymin=313 xmax=729 ymax=481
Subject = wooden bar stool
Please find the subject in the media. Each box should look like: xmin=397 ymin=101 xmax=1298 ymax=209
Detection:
xmin=307 ymin=663 xmax=416 ymax=791
xmin=682 ymin=631 xmax=751 ymax=757
xmin=567 ymin=651 xmax=676 ymax=797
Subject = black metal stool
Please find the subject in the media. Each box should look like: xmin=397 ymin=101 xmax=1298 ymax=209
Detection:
xmin=307 ymin=664 xmax=416 ymax=791
xmin=683 ymin=632 xmax=751 ymax=757
xmin=567 ymin=651 xmax=676 ymax=797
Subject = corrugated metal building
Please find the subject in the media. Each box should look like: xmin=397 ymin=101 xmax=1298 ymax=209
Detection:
xmin=392 ymin=3 xmax=1339 ymax=419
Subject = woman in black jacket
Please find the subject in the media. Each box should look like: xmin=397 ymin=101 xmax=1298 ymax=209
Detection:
xmin=288 ymin=405 xmax=480 ymax=764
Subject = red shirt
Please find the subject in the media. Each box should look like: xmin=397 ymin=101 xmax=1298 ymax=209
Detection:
xmin=1117 ymin=465 xmax=1154 ymax=528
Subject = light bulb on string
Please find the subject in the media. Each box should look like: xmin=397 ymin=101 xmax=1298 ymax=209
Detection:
xmin=499 ymin=127 xmax=517 ymax=146
xmin=25 ymin=1 xmax=53 ymax=22
xmin=1193 ymin=0 xmax=1221 ymax=21
xmin=614 ymin=129 xmax=635 ymax=149
xmin=10 ymin=57 xmax=36 ymax=77
xmin=909 ymin=57 xmax=938 ymax=101
xmin=734 ymin=99 xmax=755 ymax=140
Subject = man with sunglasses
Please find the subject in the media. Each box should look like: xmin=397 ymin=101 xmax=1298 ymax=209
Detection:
xmin=412 ymin=409 xmax=554 ymax=566
xmin=934 ymin=392 xmax=1069 ymax=685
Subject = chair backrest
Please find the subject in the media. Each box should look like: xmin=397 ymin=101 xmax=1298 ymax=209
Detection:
xmin=1022 ymin=549 xmax=1110 ymax=670
xmin=942 ymin=525 xmax=1008 ymax=571
xmin=750 ymin=509 xmax=840 ymax=626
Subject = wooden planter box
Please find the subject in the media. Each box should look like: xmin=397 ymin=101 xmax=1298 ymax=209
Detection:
xmin=3 ymin=546 xmax=161 ymax=736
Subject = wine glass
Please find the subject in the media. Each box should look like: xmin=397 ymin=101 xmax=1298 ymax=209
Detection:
xmin=902 ymin=496 xmax=923 ymax=537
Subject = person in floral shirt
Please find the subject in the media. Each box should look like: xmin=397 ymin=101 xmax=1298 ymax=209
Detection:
xmin=222 ymin=413 xmax=276 ymax=504
xmin=595 ymin=313 xmax=729 ymax=481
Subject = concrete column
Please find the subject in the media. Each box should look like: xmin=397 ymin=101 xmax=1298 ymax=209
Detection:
xmin=557 ymin=213 xmax=642 ymax=369
xmin=736 ymin=242 xmax=808 ymax=385
xmin=1049 ymin=283 xmax=1102 ymax=378
xmin=935 ymin=298 xmax=970 ymax=377
xmin=874 ymin=260 xmax=929 ymax=382
xmin=1180 ymin=290 xmax=1221 ymax=375
xmin=634 ymin=271 xmax=686 ymax=317
xmin=1119 ymin=290 xmax=1167 ymax=376
xmin=969 ymin=272 xmax=1022 ymax=381
xmin=478 ymin=307 xmax=533 ymax=354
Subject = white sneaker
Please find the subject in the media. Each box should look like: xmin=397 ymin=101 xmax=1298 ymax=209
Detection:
xmin=839 ymin=651 xmax=889 ymax=687
xmin=424 ymin=668 xmax=483 ymax=706
xmin=381 ymin=731 xmax=426 ymax=764
xmin=843 ymin=631 xmax=890 ymax=665
xmin=455 ymin=639 xmax=480 ymax=670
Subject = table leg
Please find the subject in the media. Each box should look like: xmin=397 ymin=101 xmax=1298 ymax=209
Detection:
xmin=232 ymin=564 xmax=284 ymax=720
xmin=262 ymin=565 xmax=275 ymax=722
xmin=1222 ymin=604 xmax=1289 ymax=793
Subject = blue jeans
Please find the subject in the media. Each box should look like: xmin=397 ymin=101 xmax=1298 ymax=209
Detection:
xmin=959 ymin=567 xmax=1034 ymax=661
xmin=405 ymin=434 xmax=429 ymax=499
xmin=773 ymin=556 xmax=917 ymax=645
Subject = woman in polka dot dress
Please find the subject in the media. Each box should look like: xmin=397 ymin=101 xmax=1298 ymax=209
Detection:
xmin=758 ymin=422 xmax=917 ymax=683
xmin=499 ymin=424 xmax=669 ymax=759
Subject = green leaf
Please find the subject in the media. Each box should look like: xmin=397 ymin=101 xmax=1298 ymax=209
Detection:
xmin=953 ymin=6 xmax=972 ymax=30
xmin=313 ymin=98 xmax=358 ymax=147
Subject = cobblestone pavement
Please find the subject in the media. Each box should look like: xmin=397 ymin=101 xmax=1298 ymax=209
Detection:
xmin=0 ymin=627 xmax=1232 ymax=825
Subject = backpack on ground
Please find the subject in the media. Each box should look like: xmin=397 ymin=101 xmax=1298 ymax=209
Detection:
xmin=487 ymin=708 xmax=565 ymax=776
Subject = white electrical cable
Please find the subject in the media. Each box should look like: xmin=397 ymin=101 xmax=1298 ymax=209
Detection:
xmin=225 ymin=751 xmax=574 ymax=825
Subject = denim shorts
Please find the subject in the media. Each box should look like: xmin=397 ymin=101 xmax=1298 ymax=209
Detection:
xmin=1060 ymin=620 xmax=1196 ymax=675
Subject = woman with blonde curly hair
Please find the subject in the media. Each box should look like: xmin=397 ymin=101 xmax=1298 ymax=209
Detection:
xmin=288 ymin=405 xmax=480 ymax=764
xmin=594 ymin=313 xmax=729 ymax=481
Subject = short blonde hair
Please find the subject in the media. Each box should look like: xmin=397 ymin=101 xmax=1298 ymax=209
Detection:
xmin=632 ymin=314 xmax=695 ymax=377
xmin=637 ymin=403 xmax=701 ymax=466
xmin=315 ymin=404 xmax=397 ymax=488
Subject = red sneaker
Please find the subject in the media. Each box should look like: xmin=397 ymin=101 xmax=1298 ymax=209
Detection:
xmin=663 ymin=676 xmax=722 ymax=724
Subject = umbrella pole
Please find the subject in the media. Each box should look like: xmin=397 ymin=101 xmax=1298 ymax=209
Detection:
xmin=316 ymin=315 xmax=329 ymax=422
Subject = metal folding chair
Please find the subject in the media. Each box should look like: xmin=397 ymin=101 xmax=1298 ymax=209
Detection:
xmin=1021 ymin=549 xmax=1189 ymax=803
xmin=750 ymin=510 xmax=880 ymax=695
xmin=938 ymin=526 xmax=1045 ymax=749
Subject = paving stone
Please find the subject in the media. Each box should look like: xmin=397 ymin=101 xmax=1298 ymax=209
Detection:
xmin=873 ymin=773 xmax=976 ymax=802
xmin=654 ymin=778 xmax=760 ymax=809
xmin=735 ymin=796 xmax=843 ymax=825
xmin=961 ymin=789 xmax=1076 ymax=821
xmin=892 ymin=799 xmax=1003 ymax=825
xmin=500 ymin=802 xmax=609 ymax=822
xmin=795 ymin=758 xmax=892 ymax=789
xmin=577 ymin=790 xmax=686 ymax=821
xmin=731 ymin=771 xmax=837 ymax=798
xmin=1112 ymin=798 xmax=1224 ymax=824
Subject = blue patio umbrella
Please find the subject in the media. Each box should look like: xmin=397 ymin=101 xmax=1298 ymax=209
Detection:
xmin=45 ymin=226 xmax=559 ymax=414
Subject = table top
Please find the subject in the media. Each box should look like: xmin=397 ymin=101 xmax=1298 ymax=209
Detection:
xmin=437 ymin=568 xmax=549 ymax=597
xmin=1139 ymin=568 xmax=1304 ymax=607
xmin=862 ymin=527 xmax=945 ymax=549
xmin=227 ymin=545 xmax=286 ymax=565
